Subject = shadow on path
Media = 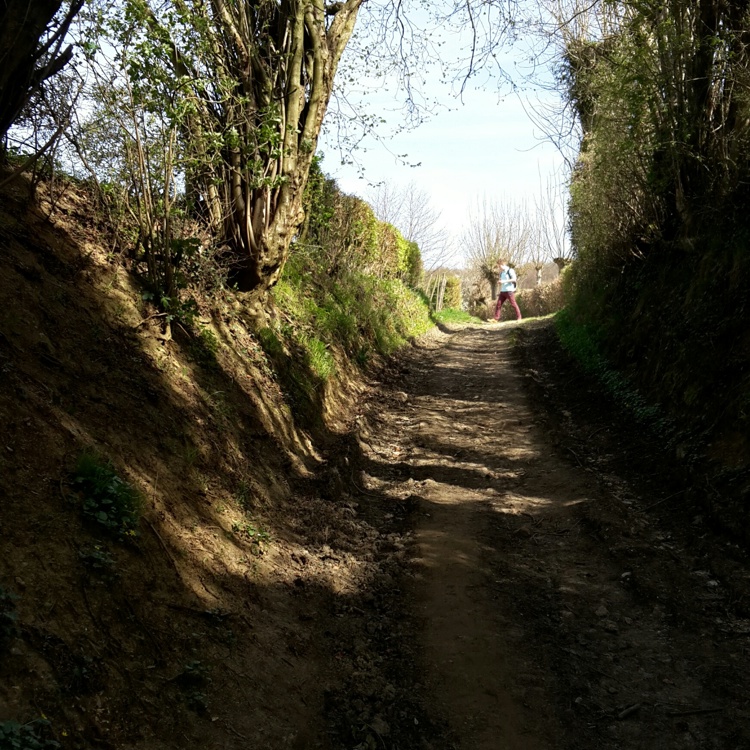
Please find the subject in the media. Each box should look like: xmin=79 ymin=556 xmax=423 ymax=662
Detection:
xmin=353 ymin=320 xmax=750 ymax=750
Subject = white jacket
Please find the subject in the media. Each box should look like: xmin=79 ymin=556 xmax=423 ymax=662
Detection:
xmin=499 ymin=268 xmax=517 ymax=293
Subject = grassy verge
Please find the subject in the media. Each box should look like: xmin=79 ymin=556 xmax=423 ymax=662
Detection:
xmin=273 ymin=256 xmax=433 ymax=362
xmin=260 ymin=254 xmax=434 ymax=421
xmin=555 ymin=308 xmax=675 ymax=441
xmin=433 ymin=308 xmax=483 ymax=325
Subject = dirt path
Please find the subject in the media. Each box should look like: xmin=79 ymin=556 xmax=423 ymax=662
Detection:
xmin=6 ymin=179 xmax=749 ymax=750
xmin=352 ymin=321 xmax=750 ymax=750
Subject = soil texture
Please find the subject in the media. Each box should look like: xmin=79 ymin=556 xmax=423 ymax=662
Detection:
xmin=348 ymin=320 xmax=750 ymax=749
xmin=2 ymin=179 xmax=750 ymax=750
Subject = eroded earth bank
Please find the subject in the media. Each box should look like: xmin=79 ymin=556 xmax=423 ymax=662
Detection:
xmin=346 ymin=320 xmax=750 ymax=750
xmin=3 ymin=202 xmax=750 ymax=750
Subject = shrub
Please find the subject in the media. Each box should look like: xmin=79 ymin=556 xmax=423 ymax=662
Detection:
xmin=175 ymin=660 xmax=211 ymax=714
xmin=72 ymin=452 xmax=141 ymax=541
xmin=260 ymin=160 xmax=435 ymax=414
xmin=516 ymin=276 xmax=565 ymax=318
xmin=442 ymin=276 xmax=463 ymax=310
xmin=231 ymin=521 xmax=271 ymax=555
xmin=299 ymin=158 xmax=424 ymax=284
xmin=78 ymin=545 xmax=118 ymax=581
xmin=0 ymin=720 xmax=60 ymax=750
xmin=398 ymin=238 xmax=423 ymax=288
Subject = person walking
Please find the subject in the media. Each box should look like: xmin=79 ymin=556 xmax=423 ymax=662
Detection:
xmin=493 ymin=260 xmax=522 ymax=322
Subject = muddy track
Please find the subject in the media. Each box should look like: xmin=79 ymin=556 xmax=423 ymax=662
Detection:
xmin=348 ymin=320 xmax=750 ymax=750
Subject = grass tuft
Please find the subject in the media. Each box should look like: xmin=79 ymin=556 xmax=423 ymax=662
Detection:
xmin=302 ymin=335 xmax=336 ymax=380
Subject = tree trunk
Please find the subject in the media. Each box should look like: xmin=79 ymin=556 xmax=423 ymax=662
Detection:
xmin=203 ymin=0 xmax=362 ymax=298
xmin=0 ymin=1 xmax=79 ymax=143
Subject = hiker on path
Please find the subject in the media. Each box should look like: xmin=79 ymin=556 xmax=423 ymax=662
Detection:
xmin=493 ymin=260 xmax=522 ymax=322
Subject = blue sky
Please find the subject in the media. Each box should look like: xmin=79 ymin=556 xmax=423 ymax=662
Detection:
xmin=319 ymin=30 xmax=572 ymax=264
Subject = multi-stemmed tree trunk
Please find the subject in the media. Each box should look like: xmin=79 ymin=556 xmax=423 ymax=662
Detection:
xmin=127 ymin=0 xmax=364 ymax=309
xmin=463 ymin=197 xmax=531 ymax=300
xmin=535 ymin=173 xmax=571 ymax=278
xmin=0 ymin=0 xmax=81 ymax=147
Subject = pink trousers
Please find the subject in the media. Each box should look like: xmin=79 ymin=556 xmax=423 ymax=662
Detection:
xmin=494 ymin=292 xmax=522 ymax=321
